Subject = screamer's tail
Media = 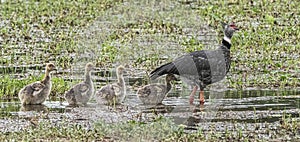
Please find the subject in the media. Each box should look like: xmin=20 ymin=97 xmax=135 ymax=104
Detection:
xmin=150 ymin=62 xmax=178 ymax=80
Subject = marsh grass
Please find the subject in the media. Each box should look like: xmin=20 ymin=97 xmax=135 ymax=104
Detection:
xmin=0 ymin=0 xmax=122 ymax=98
xmin=0 ymin=0 xmax=298 ymax=122
xmin=0 ymin=74 xmax=73 ymax=98
xmin=0 ymin=75 xmax=39 ymax=98
xmin=1 ymin=115 xmax=299 ymax=141
xmin=1 ymin=0 xmax=298 ymax=98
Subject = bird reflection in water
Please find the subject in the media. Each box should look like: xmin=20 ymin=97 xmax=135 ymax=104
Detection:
xmin=20 ymin=104 xmax=48 ymax=112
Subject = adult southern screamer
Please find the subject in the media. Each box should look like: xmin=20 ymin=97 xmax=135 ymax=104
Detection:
xmin=150 ymin=22 xmax=239 ymax=105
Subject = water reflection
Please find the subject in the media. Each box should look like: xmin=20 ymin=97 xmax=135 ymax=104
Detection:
xmin=20 ymin=104 xmax=48 ymax=112
xmin=139 ymin=103 xmax=176 ymax=114
xmin=0 ymin=90 xmax=299 ymax=125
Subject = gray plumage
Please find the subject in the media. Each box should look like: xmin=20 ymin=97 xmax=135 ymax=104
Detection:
xmin=150 ymin=23 xmax=238 ymax=90
xmin=149 ymin=22 xmax=239 ymax=104
xmin=137 ymin=74 xmax=177 ymax=105
xmin=95 ymin=65 xmax=126 ymax=105
xmin=64 ymin=63 xmax=94 ymax=105
xmin=18 ymin=63 xmax=56 ymax=105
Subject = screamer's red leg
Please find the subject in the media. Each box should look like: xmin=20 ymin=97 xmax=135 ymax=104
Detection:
xmin=199 ymin=90 xmax=205 ymax=105
xmin=189 ymin=86 xmax=198 ymax=104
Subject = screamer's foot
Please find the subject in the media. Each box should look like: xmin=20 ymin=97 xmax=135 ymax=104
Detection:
xmin=200 ymin=100 xmax=205 ymax=105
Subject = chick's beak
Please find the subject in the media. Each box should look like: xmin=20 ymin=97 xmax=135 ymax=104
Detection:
xmin=125 ymin=68 xmax=135 ymax=74
xmin=53 ymin=67 xmax=57 ymax=71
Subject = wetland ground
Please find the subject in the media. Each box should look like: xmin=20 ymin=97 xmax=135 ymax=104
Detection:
xmin=0 ymin=0 xmax=299 ymax=141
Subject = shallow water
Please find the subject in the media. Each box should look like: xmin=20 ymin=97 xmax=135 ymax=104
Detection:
xmin=1 ymin=90 xmax=299 ymax=124
xmin=0 ymin=82 xmax=299 ymax=142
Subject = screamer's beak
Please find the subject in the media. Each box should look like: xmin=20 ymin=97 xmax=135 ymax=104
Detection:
xmin=230 ymin=24 xmax=239 ymax=30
